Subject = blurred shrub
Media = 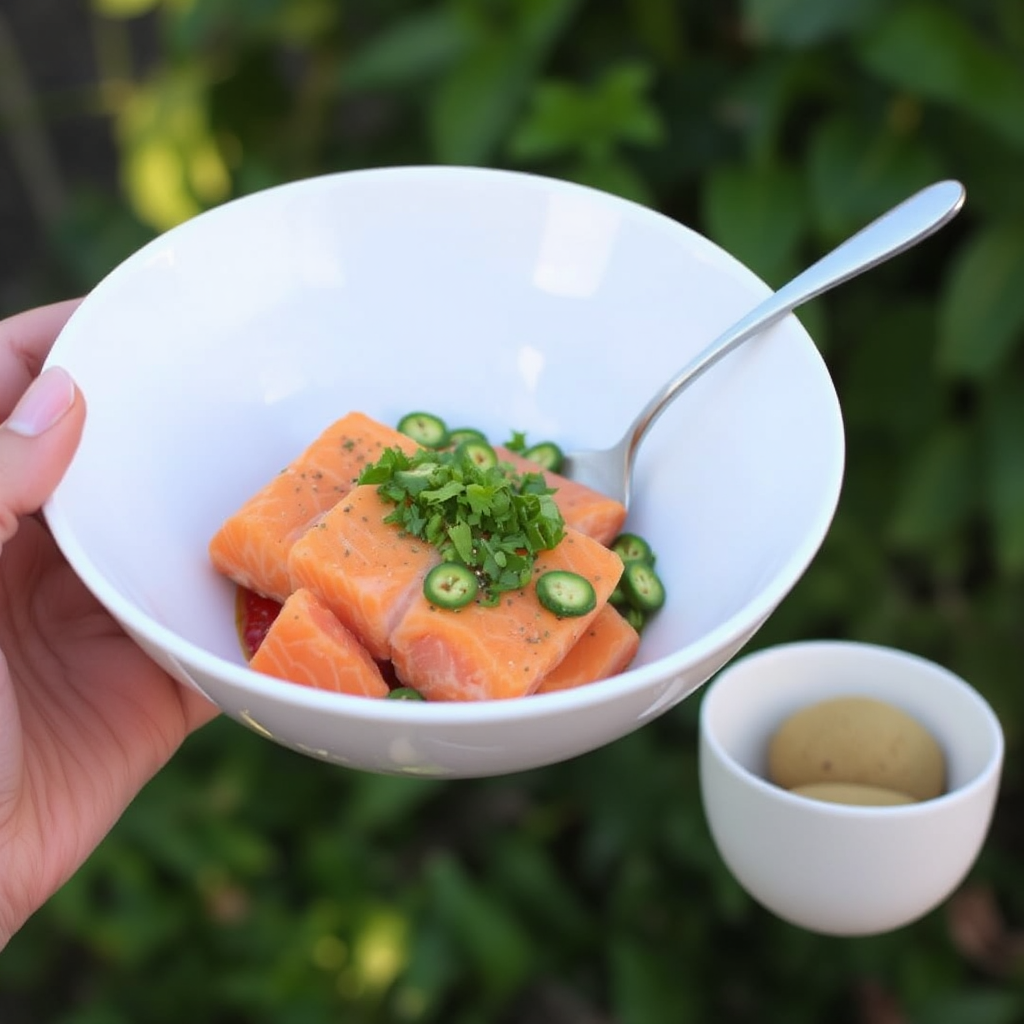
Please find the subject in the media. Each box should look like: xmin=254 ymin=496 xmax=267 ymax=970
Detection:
xmin=3 ymin=0 xmax=1024 ymax=1021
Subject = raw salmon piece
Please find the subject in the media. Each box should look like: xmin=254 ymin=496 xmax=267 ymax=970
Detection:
xmin=535 ymin=604 xmax=640 ymax=694
xmin=248 ymin=587 xmax=390 ymax=698
xmin=209 ymin=411 xmax=418 ymax=601
xmin=287 ymin=484 xmax=440 ymax=661
xmin=496 ymin=448 xmax=626 ymax=545
xmin=390 ymin=527 xmax=624 ymax=701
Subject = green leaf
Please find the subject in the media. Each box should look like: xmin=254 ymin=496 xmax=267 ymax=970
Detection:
xmin=448 ymin=519 xmax=475 ymax=563
xmin=394 ymin=919 xmax=461 ymax=1017
xmin=91 ymin=0 xmax=161 ymax=18
xmin=510 ymin=62 xmax=662 ymax=162
xmin=839 ymin=298 xmax=944 ymax=442
xmin=701 ymin=163 xmax=809 ymax=284
xmin=609 ymin=936 xmax=703 ymax=1023
xmin=428 ymin=36 xmax=539 ymax=164
xmin=341 ymin=774 xmax=443 ymax=835
xmin=429 ymin=0 xmax=581 ymax=164
xmin=940 ymin=119 xmax=1024 ymax=223
xmin=425 ymin=854 xmax=534 ymax=1003
xmin=566 ymin=153 xmax=655 ymax=206
xmin=489 ymin=836 xmax=592 ymax=939
xmin=913 ymin=990 xmax=1024 ymax=1024
xmin=508 ymin=60 xmax=662 ymax=203
xmin=508 ymin=81 xmax=590 ymax=161
xmin=741 ymin=0 xmax=885 ymax=46
xmin=275 ymin=0 xmax=339 ymax=45
xmin=720 ymin=53 xmax=830 ymax=166
xmin=937 ymin=223 xmax=1024 ymax=379
xmin=626 ymin=0 xmax=685 ymax=64
xmin=888 ymin=425 xmax=980 ymax=548
xmin=599 ymin=62 xmax=664 ymax=148
xmin=339 ymin=8 xmax=472 ymax=92
xmin=807 ymin=116 xmax=943 ymax=240
xmin=166 ymin=0 xmax=286 ymax=50
xmin=858 ymin=2 xmax=1024 ymax=150
xmin=53 ymin=190 xmax=155 ymax=291
xmin=982 ymin=378 xmax=1024 ymax=574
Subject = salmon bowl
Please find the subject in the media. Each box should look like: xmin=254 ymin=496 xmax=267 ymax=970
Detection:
xmin=43 ymin=165 xmax=844 ymax=778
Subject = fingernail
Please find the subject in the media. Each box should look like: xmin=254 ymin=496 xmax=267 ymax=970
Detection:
xmin=5 ymin=366 xmax=76 ymax=437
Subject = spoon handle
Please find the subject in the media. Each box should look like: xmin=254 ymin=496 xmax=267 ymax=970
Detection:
xmin=625 ymin=179 xmax=966 ymax=456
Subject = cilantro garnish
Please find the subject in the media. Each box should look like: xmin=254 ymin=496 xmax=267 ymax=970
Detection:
xmin=504 ymin=430 xmax=528 ymax=454
xmin=358 ymin=445 xmax=565 ymax=605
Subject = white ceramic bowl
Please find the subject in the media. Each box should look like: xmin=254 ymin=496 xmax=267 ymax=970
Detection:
xmin=44 ymin=166 xmax=844 ymax=778
xmin=699 ymin=640 xmax=1004 ymax=936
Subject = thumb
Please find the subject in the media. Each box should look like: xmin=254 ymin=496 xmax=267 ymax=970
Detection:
xmin=0 ymin=366 xmax=85 ymax=545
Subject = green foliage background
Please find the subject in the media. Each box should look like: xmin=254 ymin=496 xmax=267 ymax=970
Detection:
xmin=3 ymin=0 xmax=1024 ymax=1020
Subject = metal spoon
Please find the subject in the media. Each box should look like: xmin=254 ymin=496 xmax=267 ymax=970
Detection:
xmin=559 ymin=180 xmax=967 ymax=508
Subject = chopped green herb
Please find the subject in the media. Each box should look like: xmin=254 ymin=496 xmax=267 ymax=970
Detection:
xmin=359 ymin=443 xmax=566 ymax=603
xmin=504 ymin=430 xmax=528 ymax=453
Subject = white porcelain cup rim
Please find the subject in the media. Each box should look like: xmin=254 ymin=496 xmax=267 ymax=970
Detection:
xmin=701 ymin=638 xmax=1004 ymax=805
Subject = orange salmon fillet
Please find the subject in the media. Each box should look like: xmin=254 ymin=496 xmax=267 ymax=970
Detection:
xmin=287 ymin=483 xmax=440 ymax=661
xmin=248 ymin=587 xmax=390 ymax=698
xmin=496 ymin=448 xmax=626 ymax=545
xmin=212 ymin=412 xmax=644 ymax=700
xmin=209 ymin=411 xmax=418 ymax=601
xmin=535 ymin=604 xmax=640 ymax=694
xmin=389 ymin=527 xmax=624 ymax=701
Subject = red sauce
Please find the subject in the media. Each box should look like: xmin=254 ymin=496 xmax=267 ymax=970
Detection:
xmin=235 ymin=586 xmax=282 ymax=659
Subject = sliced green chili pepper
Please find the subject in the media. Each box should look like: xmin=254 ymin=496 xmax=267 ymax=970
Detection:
xmin=523 ymin=441 xmax=564 ymax=473
xmin=621 ymin=560 xmax=666 ymax=613
xmin=611 ymin=532 xmax=655 ymax=565
xmin=456 ymin=439 xmax=498 ymax=470
xmin=387 ymin=687 xmax=426 ymax=701
xmin=622 ymin=605 xmax=647 ymax=632
xmin=397 ymin=411 xmax=449 ymax=449
xmin=536 ymin=570 xmax=596 ymax=617
xmin=447 ymin=427 xmax=488 ymax=447
xmin=423 ymin=562 xmax=479 ymax=609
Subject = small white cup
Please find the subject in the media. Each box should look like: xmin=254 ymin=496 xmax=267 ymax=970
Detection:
xmin=698 ymin=640 xmax=1004 ymax=936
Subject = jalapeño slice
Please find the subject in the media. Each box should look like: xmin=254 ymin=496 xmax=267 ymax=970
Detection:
xmin=536 ymin=570 xmax=596 ymax=617
xmin=423 ymin=562 xmax=479 ymax=609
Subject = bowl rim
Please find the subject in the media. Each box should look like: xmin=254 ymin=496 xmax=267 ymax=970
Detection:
xmin=699 ymin=638 xmax=1005 ymax=815
xmin=43 ymin=164 xmax=847 ymax=724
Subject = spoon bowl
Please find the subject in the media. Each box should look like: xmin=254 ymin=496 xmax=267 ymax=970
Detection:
xmin=561 ymin=180 xmax=966 ymax=507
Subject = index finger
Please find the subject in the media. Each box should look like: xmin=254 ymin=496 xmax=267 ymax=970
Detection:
xmin=0 ymin=298 xmax=83 ymax=419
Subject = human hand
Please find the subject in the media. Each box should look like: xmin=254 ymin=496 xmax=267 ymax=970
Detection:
xmin=0 ymin=300 xmax=218 ymax=948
